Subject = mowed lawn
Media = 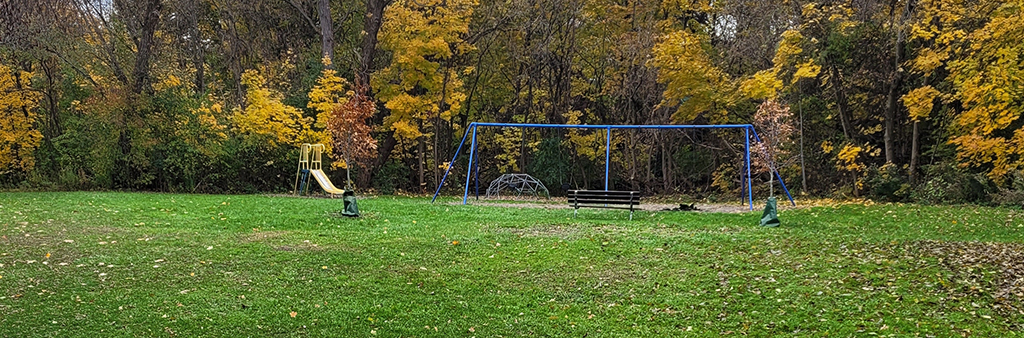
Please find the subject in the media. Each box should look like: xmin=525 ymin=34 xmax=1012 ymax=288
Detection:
xmin=1 ymin=192 xmax=1022 ymax=337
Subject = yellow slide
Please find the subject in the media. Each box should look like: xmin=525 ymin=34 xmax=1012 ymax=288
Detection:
xmin=310 ymin=169 xmax=345 ymax=195
xmin=295 ymin=144 xmax=346 ymax=196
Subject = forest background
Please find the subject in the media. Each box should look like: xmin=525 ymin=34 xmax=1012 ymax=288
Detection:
xmin=1 ymin=0 xmax=1022 ymax=205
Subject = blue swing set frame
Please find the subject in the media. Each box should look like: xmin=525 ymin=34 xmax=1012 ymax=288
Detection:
xmin=430 ymin=122 xmax=795 ymax=210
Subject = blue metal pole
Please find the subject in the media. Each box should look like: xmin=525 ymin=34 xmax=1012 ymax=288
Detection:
xmin=740 ymin=145 xmax=745 ymax=206
xmin=745 ymin=127 xmax=753 ymax=211
xmin=605 ymin=126 xmax=611 ymax=191
xmin=775 ymin=170 xmax=796 ymax=206
xmin=474 ymin=130 xmax=480 ymax=200
xmin=462 ymin=125 xmax=478 ymax=205
xmin=739 ymin=170 xmax=745 ymax=206
xmin=432 ymin=125 xmax=472 ymax=203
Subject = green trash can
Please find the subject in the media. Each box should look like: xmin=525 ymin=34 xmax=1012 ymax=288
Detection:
xmin=759 ymin=196 xmax=780 ymax=227
xmin=341 ymin=191 xmax=359 ymax=217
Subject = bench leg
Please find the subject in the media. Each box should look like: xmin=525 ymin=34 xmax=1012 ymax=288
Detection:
xmin=573 ymin=208 xmax=578 ymax=218
xmin=629 ymin=210 xmax=633 ymax=221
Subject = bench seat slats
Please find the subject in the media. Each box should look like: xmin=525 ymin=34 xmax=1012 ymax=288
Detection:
xmin=570 ymin=199 xmax=638 ymax=205
xmin=570 ymin=205 xmax=638 ymax=210
xmin=567 ymin=190 xmax=641 ymax=220
xmin=569 ymin=191 xmax=637 ymax=196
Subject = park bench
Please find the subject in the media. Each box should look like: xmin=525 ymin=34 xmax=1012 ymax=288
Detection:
xmin=568 ymin=190 xmax=641 ymax=220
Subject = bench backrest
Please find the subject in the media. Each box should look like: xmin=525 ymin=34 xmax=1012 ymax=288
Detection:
xmin=568 ymin=190 xmax=641 ymax=205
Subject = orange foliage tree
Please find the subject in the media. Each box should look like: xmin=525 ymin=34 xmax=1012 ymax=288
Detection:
xmin=327 ymin=84 xmax=378 ymax=188
xmin=752 ymin=100 xmax=795 ymax=196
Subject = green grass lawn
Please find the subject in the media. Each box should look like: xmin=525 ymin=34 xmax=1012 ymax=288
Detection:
xmin=1 ymin=192 xmax=1022 ymax=337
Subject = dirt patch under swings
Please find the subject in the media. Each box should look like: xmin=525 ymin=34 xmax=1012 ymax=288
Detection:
xmin=489 ymin=224 xmax=631 ymax=239
xmin=455 ymin=200 xmax=753 ymax=213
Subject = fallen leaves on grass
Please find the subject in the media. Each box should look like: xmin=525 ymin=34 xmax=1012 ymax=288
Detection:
xmin=290 ymin=311 xmax=297 ymax=318
xmin=921 ymin=240 xmax=1024 ymax=316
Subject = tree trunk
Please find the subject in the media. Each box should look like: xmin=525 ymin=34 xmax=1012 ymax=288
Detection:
xmin=183 ymin=0 xmax=204 ymax=94
xmin=131 ymin=0 xmax=162 ymax=95
xmin=357 ymin=0 xmax=390 ymax=87
xmin=909 ymin=120 xmax=920 ymax=184
xmin=883 ymin=77 xmax=900 ymax=164
xmin=661 ymin=135 xmax=672 ymax=193
xmin=361 ymin=0 xmax=394 ymax=185
xmin=112 ymin=0 xmax=162 ymax=189
xmin=41 ymin=57 xmax=63 ymax=139
xmin=799 ymin=97 xmax=807 ymax=193
xmin=830 ymin=65 xmax=854 ymax=141
xmin=39 ymin=57 xmax=62 ymax=175
xmin=369 ymin=132 xmax=397 ymax=187
xmin=194 ymin=51 xmax=204 ymax=94
xmin=418 ymin=126 xmax=425 ymax=192
xmin=317 ymin=0 xmax=335 ymax=67
xmin=884 ymin=0 xmax=912 ymax=164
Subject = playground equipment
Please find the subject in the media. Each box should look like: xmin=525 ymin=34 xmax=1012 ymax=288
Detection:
xmin=485 ymin=174 xmax=550 ymax=199
xmin=432 ymin=122 xmax=796 ymax=210
xmin=294 ymin=143 xmax=345 ymax=196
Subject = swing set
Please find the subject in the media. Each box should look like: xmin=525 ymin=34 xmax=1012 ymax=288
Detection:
xmin=431 ymin=122 xmax=796 ymax=210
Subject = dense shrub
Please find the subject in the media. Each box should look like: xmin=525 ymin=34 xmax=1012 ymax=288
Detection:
xmin=374 ymin=159 xmax=410 ymax=195
xmin=990 ymin=171 xmax=1024 ymax=208
xmin=863 ymin=163 xmax=909 ymax=202
xmin=527 ymin=137 xmax=572 ymax=196
xmin=912 ymin=162 xmax=993 ymax=204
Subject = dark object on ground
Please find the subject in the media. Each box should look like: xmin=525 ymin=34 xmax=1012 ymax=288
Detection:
xmin=568 ymin=190 xmax=641 ymax=220
xmin=760 ymin=196 xmax=779 ymax=227
xmin=342 ymin=190 xmax=359 ymax=217
xmin=663 ymin=203 xmax=699 ymax=211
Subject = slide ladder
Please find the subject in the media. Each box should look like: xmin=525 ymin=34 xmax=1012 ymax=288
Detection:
xmin=294 ymin=143 xmax=345 ymax=196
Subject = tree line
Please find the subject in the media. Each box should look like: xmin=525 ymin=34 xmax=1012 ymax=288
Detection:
xmin=0 ymin=0 xmax=1021 ymax=204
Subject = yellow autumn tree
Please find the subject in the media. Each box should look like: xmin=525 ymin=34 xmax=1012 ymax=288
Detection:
xmin=0 ymin=64 xmax=43 ymax=174
xmin=901 ymin=86 xmax=941 ymax=122
xmin=233 ymin=69 xmax=314 ymax=147
xmin=650 ymin=29 xmax=736 ymax=123
xmin=908 ymin=0 xmax=1024 ymax=181
xmin=178 ymin=101 xmax=229 ymax=159
xmin=739 ymin=29 xmax=819 ymax=100
xmin=373 ymin=0 xmax=477 ymax=141
xmin=562 ymin=110 xmax=607 ymax=162
xmin=307 ymin=58 xmax=350 ymax=166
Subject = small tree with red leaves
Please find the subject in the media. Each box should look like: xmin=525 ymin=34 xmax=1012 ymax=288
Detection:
xmin=752 ymin=100 xmax=796 ymax=196
xmin=328 ymin=84 xmax=378 ymax=189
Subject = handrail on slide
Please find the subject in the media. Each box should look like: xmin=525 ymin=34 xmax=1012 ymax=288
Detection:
xmin=295 ymin=143 xmax=344 ymax=196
